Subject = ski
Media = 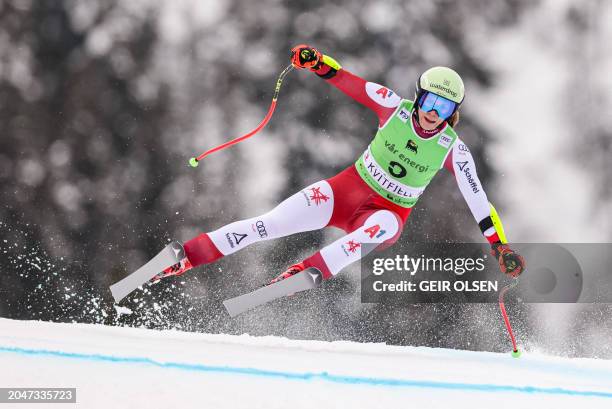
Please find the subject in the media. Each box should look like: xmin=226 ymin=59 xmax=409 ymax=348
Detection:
xmin=110 ymin=241 xmax=185 ymax=303
xmin=223 ymin=268 xmax=323 ymax=317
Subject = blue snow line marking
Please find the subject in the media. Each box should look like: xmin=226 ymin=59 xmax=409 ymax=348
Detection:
xmin=1 ymin=345 xmax=611 ymax=398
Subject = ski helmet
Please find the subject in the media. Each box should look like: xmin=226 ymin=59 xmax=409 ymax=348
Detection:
xmin=415 ymin=66 xmax=465 ymax=106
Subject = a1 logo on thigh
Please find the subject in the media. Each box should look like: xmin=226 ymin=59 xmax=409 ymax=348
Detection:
xmin=364 ymin=224 xmax=386 ymax=239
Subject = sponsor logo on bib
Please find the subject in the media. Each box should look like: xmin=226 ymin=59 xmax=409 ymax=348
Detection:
xmin=397 ymin=108 xmax=410 ymax=123
xmin=438 ymin=134 xmax=453 ymax=148
xmin=406 ymin=139 xmax=418 ymax=154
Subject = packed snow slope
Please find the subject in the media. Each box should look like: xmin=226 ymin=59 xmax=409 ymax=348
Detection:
xmin=0 ymin=318 xmax=611 ymax=408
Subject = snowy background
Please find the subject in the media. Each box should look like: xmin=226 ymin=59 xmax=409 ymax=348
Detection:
xmin=1 ymin=0 xmax=611 ymax=358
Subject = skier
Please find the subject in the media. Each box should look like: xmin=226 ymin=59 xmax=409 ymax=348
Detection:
xmin=154 ymin=45 xmax=525 ymax=284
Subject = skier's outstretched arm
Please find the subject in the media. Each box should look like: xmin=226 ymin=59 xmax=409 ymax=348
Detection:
xmin=443 ymin=138 xmax=500 ymax=244
xmin=291 ymin=45 xmax=400 ymax=126
xmin=443 ymin=138 xmax=526 ymax=276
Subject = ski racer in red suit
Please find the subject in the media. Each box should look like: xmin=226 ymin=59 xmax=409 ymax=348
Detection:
xmin=155 ymin=45 xmax=525 ymax=284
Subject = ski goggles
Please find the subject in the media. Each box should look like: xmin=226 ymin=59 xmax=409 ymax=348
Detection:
xmin=418 ymin=91 xmax=457 ymax=120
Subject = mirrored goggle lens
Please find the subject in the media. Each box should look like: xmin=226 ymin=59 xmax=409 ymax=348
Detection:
xmin=418 ymin=92 xmax=457 ymax=120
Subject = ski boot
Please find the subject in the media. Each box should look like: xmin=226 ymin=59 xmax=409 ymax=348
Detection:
xmin=267 ymin=262 xmax=305 ymax=286
xmin=151 ymin=256 xmax=193 ymax=283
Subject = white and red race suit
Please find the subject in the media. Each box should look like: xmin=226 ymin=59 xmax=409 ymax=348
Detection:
xmin=183 ymin=64 xmax=501 ymax=280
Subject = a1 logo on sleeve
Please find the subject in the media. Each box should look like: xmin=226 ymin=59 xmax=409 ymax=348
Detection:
xmin=365 ymin=82 xmax=401 ymax=108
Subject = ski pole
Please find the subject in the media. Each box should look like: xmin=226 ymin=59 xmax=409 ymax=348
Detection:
xmin=499 ymin=279 xmax=520 ymax=358
xmin=489 ymin=202 xmax=521 ymax=356
xmin=188 ymin=64 xmax=295 ymax=168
